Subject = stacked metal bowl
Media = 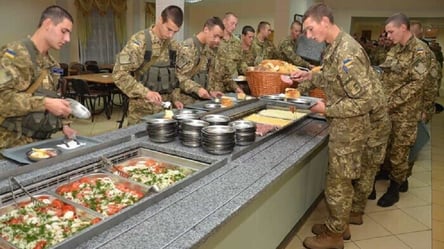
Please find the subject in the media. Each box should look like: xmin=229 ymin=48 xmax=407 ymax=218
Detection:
xmin=201 ymin=114 xmax=230 ymax=125
xmin=230 ymin=120 xmax=256 ymax=146
xmin=179 ymin=119 xmax=209 ymax=147
xmin=174 ymin=113 xmax=200 ymax=132
xmin=201 ymin=125 xmax=236 ymax=155
xmin=146 ymin=118 xmax=177 ymax=143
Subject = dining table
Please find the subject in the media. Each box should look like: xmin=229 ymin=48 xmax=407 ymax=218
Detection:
xmin=64 ymin=73 xmax=116 ymax=119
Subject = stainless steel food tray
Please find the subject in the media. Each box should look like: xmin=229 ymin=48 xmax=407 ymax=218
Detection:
xmin=259 ymin=95 xmax=321 ymax=109
xmin=0 ymin=193 xmax=101 ymax=249
xmin=1 ymin=136 xmax=101 ymax=165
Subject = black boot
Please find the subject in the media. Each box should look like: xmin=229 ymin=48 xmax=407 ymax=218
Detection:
xmin=375 ymin=170 xmax=389 ymax=181
xmin=377 ymin=180 xmax=400 ymax=207
xmin=399 ymin=180 xmax=409 ymax=192
xmin=368 ymin=181 xmax=376 ymax=200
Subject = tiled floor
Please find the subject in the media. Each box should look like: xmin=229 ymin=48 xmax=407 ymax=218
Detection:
xmin=67 ymin=93 xmax=443 ymax=249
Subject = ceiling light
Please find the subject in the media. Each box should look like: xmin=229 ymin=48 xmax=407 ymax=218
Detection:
xmin=185 ymin=0 xmax=202 ymax=3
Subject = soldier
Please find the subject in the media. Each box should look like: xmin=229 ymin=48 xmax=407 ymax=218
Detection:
xmin=251 ymin=21 xmax=278 ymax=64
xmin=376 ymin=13 xmax=433 ymax=207
xmin=112 ymin=5 xmax=184 ymax=126
xmin=291 ymin=4 xmax=384 ymax=248
xmin=207 ymin=12 xmax=244 ymax=94
xmin=379 ymin=20 xmax=440 ymax=193
xmin=172 ymin=17 xmax=225 ymax=105
xmin=238 ymin=25 xmax=256 ymax=75
xmin=0 ymin=5 xmax=76 ymax=151
xmin=370 ymin=33 xmax=392 ymax=66
xmin=277 ymin=20 xmax=312 ymax=68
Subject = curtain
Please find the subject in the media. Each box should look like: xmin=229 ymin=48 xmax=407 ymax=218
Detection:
xmin=79 ymin=9 xmax=120 ymax=64
xmin=75 ymin=0 xmax=127 ymax=47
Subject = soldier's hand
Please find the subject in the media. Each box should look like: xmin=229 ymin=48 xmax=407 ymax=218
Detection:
xmin=174 ymin=101 xmax=184 ymax=109
xmin=310 ymin=101 xmax=326 ymax=114
xmin=146 ymin=91 xmax=162 ymax=105
xmin=44 ymin=98 xmax=71 ymax=117
xmin=62 ymin=125 xmax=77 ymax=139
xmin=210 ymin=91 xmax=224 ymax=98
xmin=290 ymin=71 xmax=312 ymax=82
xmin=197 ymin=88 xmax=211 ymax=99
xmin=235 ymin=87 xmax=244 ymax=94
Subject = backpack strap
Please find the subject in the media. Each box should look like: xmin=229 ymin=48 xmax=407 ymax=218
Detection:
xmin=21 ymin=38 xmax=39 ymax=80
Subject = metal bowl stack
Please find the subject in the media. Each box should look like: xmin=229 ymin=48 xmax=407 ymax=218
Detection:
xmin=201 ymin=114 xmax=230 ymax=126
xmin=201 ymin=125 xmax=236 ymax=155
xmin=146 ymin=118 xmax=177 ymax=143
xmin=230 ymin=120 xmax=256 ymax=146
xmin=179 ymin=119 xmax=209 ymax=147
xmin=173 ymin=113 xmax=200 ymax=132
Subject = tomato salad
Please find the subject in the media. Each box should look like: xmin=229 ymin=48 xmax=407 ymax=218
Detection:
xmin=112 ymin=158 xmax=193 ymax=190
xmin=0 ymin=196 xmax=100 ymax=249
xmin=56 ymin=175 xmax=145 ymax=217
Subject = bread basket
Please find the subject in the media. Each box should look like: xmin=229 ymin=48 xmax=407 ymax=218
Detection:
xmin=245 ymin=71 xmax=288 ymax=97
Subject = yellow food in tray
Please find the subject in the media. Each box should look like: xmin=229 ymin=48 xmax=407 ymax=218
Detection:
xmin=243 ymin=114 xmax=292 ymax=127
xmin=257 ymin=109 xmax=306 ymax=120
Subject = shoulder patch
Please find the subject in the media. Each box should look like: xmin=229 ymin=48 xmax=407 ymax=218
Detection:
xmin=416 ymin=47 xmax=424 ymax=54
xmin=342 ymin=58 xmax=353 ymax=73
xmin=4 ymin=48 xmax=16 ymax=59
xmin=131 ymin=40 xmax=142 ymax=48
xmin=0 ymin=69 xmax=12 ymax=84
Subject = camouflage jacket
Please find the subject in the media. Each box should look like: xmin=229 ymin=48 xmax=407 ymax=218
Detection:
xmin=251 ymin=36 xmax=278 ymax=64
xmin=112 ymin=27 xmax=179 ymax=99
xmin=380 ymin=36 xmax=432 ymax=121
xmin=369 ymin=45 xmax=389 ymax=66
xmin=0 ymin=38 xmax=60 ymax=118
xmin=298 ymin=31 xmax=374 ymax=119
xmin=175 ymin=36 xmax=211 ymax=96
xmin=278 ymin=36 xmax=310 ymax=68
xmin=239 ymin=45 xmax=256 ymax=75
xmin=208 ymin=35 xmax=240 ymax=92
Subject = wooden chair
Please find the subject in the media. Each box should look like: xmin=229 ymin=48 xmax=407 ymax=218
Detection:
xmin=69 ymin=62 xmax=86 ymax=75
xmin=60 ymin=63 xmax=69 ymax=76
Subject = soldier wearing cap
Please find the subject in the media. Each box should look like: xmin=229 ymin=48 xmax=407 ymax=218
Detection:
xmin=278 ymin=20 xmax=311 ymax=68
xmin=207 ymin=12 xmax=244 ymax=94
xmin=251 ymin=21 xmax=278 ymax=65
xmin=112 ymin=5 xmax=184 ymax=125
xmin=172 ymin=17 xmax=225 ymax=105
xmin=0 ymin=5 xmax=76 ymax=150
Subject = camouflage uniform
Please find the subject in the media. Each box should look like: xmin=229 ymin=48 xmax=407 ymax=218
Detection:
xmin=352 ymin=68 xmax=391 ymax=213
xmin=370 ymin=45 xmax=389 ymax=66
xmin=379 ymin=36 xmax=432 ymax=184
xmin=251 ymin=36 xmax=278 ymax=65
xmin=0 ymin=38 xmax=64 ymax=150
xmin=112 ymin=27 xmax=179 ymax=125
xmin=298 ymin=31 xmax=376 ymax=234
xmin=172 ymin=36 xmax=211 ymax=105
xmin=277 ymin=36 xmax=311 ymax=68
xmin=238 ymin=46 xmax=256 ymax=75
xmin=208 ymin=35 xmax=241 ymax=93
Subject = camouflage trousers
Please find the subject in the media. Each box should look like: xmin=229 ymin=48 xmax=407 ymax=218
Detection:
xmin=324 ymin=116 xmax=369 ymax=233
xmin=0 ymin=127 xmax=34 ymax=150
xmin=352 ymin=110 xmax=391 ymax=213
xmin=381 ymin=120 xmax=417 ymax=184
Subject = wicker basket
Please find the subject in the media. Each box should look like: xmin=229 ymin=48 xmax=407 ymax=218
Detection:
xmin=246 ymin=71 xmax=289 ymax=97
xmin=309 ymin=87 xmax=327 ymax=101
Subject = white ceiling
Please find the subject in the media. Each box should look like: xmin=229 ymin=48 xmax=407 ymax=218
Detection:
xmin=324 ymin=0 xmax=443 ymax=12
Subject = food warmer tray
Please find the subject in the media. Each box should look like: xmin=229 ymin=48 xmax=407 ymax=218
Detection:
xmin=185 ymin=93 xmax=256 ymax=111
xmin=1 ymin=136 xmax=101 ymax=165
xmin=259 ymin=94 xmax=321 ymax=109
xmin=227 ymin=102 xmax=310 ymax=160
xmin=0 ymin=193 xmax=102 ymax=249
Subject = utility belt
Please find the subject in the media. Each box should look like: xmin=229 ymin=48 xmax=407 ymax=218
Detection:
xmin=0 ymin=88 xmax=63 ymax=140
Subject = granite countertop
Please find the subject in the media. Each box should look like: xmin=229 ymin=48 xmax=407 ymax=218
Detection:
xmin=0 ymin=100 xmax=329 ymax=249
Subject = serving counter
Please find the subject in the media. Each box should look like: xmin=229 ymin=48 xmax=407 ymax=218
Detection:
xmin=0 ymin=99 xmax=329 ymax=249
